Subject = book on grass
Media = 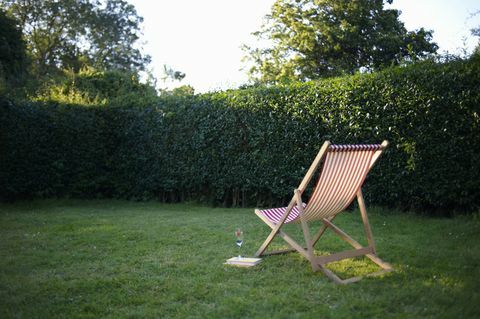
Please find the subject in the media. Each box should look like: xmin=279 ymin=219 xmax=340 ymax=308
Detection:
xmin=224 ymin=256 xmax=262 ymax=267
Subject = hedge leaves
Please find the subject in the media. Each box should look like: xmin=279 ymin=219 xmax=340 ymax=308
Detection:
xmin=1 ymin=58 xmax=479 ymax=215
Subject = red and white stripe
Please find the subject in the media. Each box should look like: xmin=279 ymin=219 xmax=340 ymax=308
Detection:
xmin=259 ymin=144 xmax=381 ymax=224
xmin=259 ymin=203 xmax=306 ymax=224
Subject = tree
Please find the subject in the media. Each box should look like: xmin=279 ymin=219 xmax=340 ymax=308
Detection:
xmin=0 ymin=0 xmax=150 ymax=75
xmin=158 ymin=64 xmax=191 ymax=96
xmin=0 ymin=8 xmax=27 ymax=84
xmin=472 ymin=10 xmax=480 ymax=56
xmin=161 ymin=65 xmax=186 ymax=83
xmin=243 ymin=0 xmax=438 ymax=84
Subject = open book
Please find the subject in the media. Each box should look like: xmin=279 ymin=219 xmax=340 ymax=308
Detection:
xmin=224 ymin=256 xmax=262 ymax=267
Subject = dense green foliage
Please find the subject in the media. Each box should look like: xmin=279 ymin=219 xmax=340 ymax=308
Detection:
xmin=1 ymin=200 xmax=479 ymax=318
xmin=0 ymin=0 xmax=156 ymax=104
xmin=1 ymin=58 xmax=479 ymax=215
xmin=0 ymin=8 xmax=27 ymax=90
xmin=0 ymin=0 xmax=150 ymax=75
xmin=244 ymin=0 xmax=438 ymax=83
xmin=33 ymin=67 xmax=159 ymax=107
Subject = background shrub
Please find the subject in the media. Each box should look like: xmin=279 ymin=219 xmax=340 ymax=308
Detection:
xmin=32 ymin=68 xmax=159 ymax=108
xmin=1 ymin=58 xmax=479 ymax=215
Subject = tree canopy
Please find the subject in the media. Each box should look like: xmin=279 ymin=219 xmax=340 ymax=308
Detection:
xmin=472 ymin=11 xmax=480 ymax=55
xmin=0 ymin=0 xmax=150 ymax=75
xmin=243 ymin=0 xmax=438 ymax=84
xmin=0 ymin=8 xmax=27 ymax=84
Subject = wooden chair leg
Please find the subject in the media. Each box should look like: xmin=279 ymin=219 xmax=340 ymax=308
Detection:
xmin=295 ymin=190 xmax=317 ymax=270
xmin=357 ymin=189 xmax=376 ymax=254
xmin=254 ymin=209 xmax=279 ymax=257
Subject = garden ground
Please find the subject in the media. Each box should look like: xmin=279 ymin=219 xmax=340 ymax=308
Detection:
xmin=0 ymin=200 xmax=479 ymax=318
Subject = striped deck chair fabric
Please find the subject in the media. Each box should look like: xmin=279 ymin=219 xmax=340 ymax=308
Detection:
xmin=259 ymin=144 xmax=380 ymax=225
xmin=254 ymin=141 xmax=392 ymax=284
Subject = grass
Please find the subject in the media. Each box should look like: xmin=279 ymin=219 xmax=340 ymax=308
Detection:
xmin=0 ymin=200 xmax=479 ymax=318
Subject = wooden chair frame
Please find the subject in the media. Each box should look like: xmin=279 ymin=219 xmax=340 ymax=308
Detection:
xmin=254 ymin=141 xmax=392 ymax=284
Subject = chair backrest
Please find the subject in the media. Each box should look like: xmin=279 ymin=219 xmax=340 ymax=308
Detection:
xmin=301 ymin=143 xmax=385 ymax=222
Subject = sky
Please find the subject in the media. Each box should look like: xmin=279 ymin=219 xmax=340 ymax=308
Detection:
xmin=128 ymin=0 xmax=480 ymax=93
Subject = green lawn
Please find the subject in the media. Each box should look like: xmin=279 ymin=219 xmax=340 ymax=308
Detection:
xmin=0 ymin=200 xmax=479 ymax=318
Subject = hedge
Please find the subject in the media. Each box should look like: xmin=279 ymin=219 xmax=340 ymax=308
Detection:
xmin=1 ymin=57 xmax=479 ymax=215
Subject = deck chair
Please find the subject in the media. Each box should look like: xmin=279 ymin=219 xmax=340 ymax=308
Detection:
xmin=254 ymin=141 xmax=392 ymax=284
